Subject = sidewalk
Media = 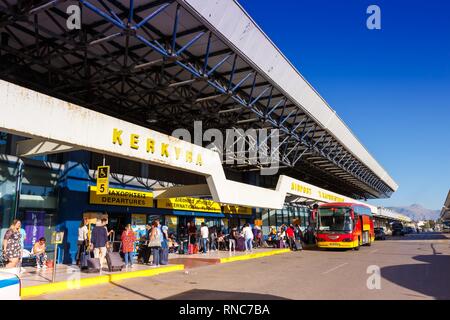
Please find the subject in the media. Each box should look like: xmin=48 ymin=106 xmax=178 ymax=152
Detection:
xmin=169 ymin=248 xmax=291 ymax=268
xmin=9 ymin=247 xmax=292 ymax=298
xmin=17 ymin=263 xmax=184 ymax=298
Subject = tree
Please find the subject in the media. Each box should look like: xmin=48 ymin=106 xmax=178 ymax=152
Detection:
xmin=429 ymin=220 xmax=436 ymax=230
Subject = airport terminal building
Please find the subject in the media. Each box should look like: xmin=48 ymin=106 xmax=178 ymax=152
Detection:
xmin=0 ymin=0 xmax=403 ymax=263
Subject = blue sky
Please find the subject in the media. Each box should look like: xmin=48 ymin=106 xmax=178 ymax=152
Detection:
xmin=239 ymin=0 xmax=450 ymax=210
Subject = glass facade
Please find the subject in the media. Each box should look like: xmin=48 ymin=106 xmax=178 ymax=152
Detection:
xmin=0 ymin=154 xmax=60 ymax=250
xmin=0 ymin=159 xmax=20 ymax=239
xmin=263 ymin=204 xmax=311 ymax=234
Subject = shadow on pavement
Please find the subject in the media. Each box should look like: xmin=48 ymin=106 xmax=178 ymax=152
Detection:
xmin=164 ymin=289 xmax=289 ymax=300
xmin=381 ymin=249 xmax=450 ymax=299
xmin=110 ymin=281 xmax=157 ymax=300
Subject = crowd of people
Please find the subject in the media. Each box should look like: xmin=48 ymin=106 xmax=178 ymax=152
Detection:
xmin=77 ymin=219 xmax=309 ymax=268
xmin=2 ymin=216 xmax=314 ymax=273
xmin=76 ymin=218 xmax=170 ymax=268
xmin=174 ymin=222 xmax=267 ymax=254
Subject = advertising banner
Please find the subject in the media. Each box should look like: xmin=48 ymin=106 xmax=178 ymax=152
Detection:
xmin=195 ymin=217 xmax=205 ymax=225
xmin=223 ymin=205 xmax=252 ymax=215
xmin=166 ymin=215 xmax=178 ymax=234
xmin=24 ymin=210 xmax=45 ymax=247
xmin=157 ymin=197 xmax=221 ymax=213
xmin=131 ymin=214 xmax=147 ymax=226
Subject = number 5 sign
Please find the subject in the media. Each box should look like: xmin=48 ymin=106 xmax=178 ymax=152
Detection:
xmin=96 ymin=165 xmax=110 ymax=195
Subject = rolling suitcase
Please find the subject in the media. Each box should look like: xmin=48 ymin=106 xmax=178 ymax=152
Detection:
xmin=179 ymin=240 xmax=188 ymax=254
xmin=80 ymin=251 xmax=90 ymax=270
xmin=21 ymin=256 xmax=37 ymax=267
xmin=159 ymin=248 xmax=169 ymax=265
xmin=236 ymin=237 xmax=246 ymax=251
xmin=193 ymin=244 xmax=199 ymax=254
xmin=106 ymin=251 xmax=125 ymax=272
xmin=293 ymin=240 xmax=303 ymax=251
xmin=188 ymin=244 xmax=194 ymax=254
xmin=85 ymin=257 xmax=101 ymax=273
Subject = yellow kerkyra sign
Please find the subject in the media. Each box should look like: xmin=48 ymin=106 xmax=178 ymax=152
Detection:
xmin=89 ymin=186 xmax=153 ymax=208
xmin=112 ymin=128 xmax=204 ymax=166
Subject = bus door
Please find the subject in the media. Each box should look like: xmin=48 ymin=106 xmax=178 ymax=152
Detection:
xmin=361 ymin=215 xmax=370 ymax=244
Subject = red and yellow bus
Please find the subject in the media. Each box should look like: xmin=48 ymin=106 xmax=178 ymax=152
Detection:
xmin=316 ymin=202 xmax=375 ymax=250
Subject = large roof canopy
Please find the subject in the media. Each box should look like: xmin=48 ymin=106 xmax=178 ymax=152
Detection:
xmin=0 ymin=0 xmax=398 ymax=200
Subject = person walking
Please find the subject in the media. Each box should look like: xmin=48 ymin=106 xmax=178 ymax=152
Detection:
xmin=200 ymin=223 xmax=209 ymax=254
xmin=76 ymin=218 xmax=89 ymax=265
xmin=286 ymin=224 xmax=296 ymax=250
xmin=147 ymin=221 xmax=161 ymax=267
xmin=2 ymin=220 xmax=23 ymax=269
xmin=121 ymin=224 xmax=136 ymax=268
xmin=32 ymin=237 xmax=47 ymax=269
xmin=91 ymin=218 xmax=109 ymax=269
xmin=242 ymin=223 xmax=254 ymax=252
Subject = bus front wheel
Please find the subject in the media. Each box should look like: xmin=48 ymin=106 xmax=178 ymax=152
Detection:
xmin=353 ymin=237 xmax=361 ymax=251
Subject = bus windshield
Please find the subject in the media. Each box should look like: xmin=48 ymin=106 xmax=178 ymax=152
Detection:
xmin=318 ymin=207 xmax=353 ymax=232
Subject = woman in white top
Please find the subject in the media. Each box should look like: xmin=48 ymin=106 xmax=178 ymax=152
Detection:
xmin=242 ymin=224 xmax=254 ymax=252
xmin=148 ymin=220 xmax=161 ymax=267
xmin=76 ymin=218 xmax=89 ymax=265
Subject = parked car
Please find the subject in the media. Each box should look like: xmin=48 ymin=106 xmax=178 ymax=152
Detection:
xmin=404 ymin=227 xmax=415 ymax=234
xmin=392 ymin=222 xmax=405 ymax=236
xmin=374 ymin=227 xmax=386 ymax=240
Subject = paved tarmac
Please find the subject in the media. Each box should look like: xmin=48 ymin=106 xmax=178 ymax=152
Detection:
xmin=26 ymin=232 xmax=450 ymax=300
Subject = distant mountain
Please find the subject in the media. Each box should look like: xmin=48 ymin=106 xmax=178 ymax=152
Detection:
xmin=388 ymin=204 xmax=440 ymax=221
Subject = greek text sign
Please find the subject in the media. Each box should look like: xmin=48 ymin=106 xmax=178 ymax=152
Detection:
xmin=89 ymin=186 xmax=154 ymax=208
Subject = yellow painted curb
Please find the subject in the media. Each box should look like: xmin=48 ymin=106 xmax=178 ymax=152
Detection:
xmin=109 ymin=264 xmax=184 ymax=281
xmin=219 ymin=249 xmax=291 ymax=264
xmin=21 ymin=264 xmax=184 ymax=298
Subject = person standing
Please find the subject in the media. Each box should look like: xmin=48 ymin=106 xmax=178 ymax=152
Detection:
xmin=141 ymin=224 xmax=152 ymax=264
xmin=200 ymin=223 xmax=209 ymax=254
xmin=121 ymin=224 xmax=136 ymax=267
xmin=310 ymin=204 xmax=319 ymax=229
xmin=229 ymin=226 xmax=238 ymax=253
xmin=188 ymin=221 xmax=197 ymax=247
xmin=209 ymin=227 xmax=217 ymax=252
xmin=2 ymin=220 xmax=22 ymax=269
xmin=242 ymin=223 xmax=254 ymax=252
xmin=148 ymin=221 xmax=161 ymax=267
xmin=91 ymin=218 xmax=109 ymax=269
xmin=19 ymin=226 xmax=26 ymax=255
xmin=32 ymin=237 xmax=47 ymax=269
xmin=76 ymin=218 xmax=89 ymax=265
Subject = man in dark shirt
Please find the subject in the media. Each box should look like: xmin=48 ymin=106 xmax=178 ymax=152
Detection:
xmin=91 ymin=218 xmax=109 ymax=268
